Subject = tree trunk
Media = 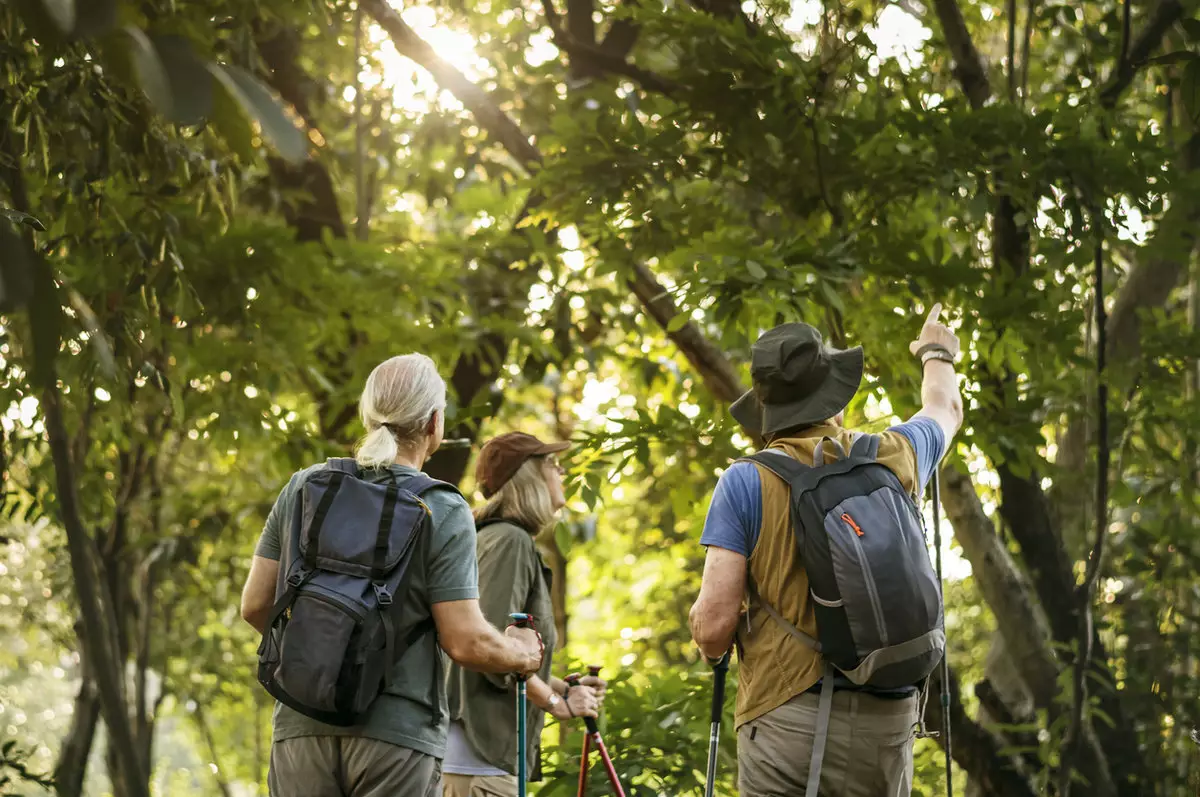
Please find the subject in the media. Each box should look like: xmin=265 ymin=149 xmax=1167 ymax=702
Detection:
xmin=41 ymin=384 xmax=149 ymax=797
xmin=194 ymin=705 xmax=234 ymax=797
xmin=54 ymin=662 xmax=101 ymax=797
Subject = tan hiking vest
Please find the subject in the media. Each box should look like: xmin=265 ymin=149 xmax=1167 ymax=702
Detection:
xmin=733 ymin=423 xmax=923 ymax=728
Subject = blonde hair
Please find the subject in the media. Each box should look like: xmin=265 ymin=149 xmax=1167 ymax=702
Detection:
xmin=355 ymin=354 xmax=447 ymax=469
xmin=474 ymin=458 xmax=556 ymax=533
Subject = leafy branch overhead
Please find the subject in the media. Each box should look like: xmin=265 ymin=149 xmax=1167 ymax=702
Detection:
xmin=16 ymin=0 xmax=307 ymax=163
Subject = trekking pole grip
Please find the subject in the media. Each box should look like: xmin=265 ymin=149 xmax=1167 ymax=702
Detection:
xmin=709 ymin=650 xmax=731 ymax=725
xmin=564 ymin=674 xmax=601 ymax=734
xmin=508 ymin=613 xmax=538 ymax=681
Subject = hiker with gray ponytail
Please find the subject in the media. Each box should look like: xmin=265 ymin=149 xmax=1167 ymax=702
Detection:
xmin=241 ymin=354 xmax=545 ymax=797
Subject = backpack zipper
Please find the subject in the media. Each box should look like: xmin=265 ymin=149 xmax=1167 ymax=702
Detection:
xmin=841 ymin=513 xmax=864 ymax=536
xmin=844 ymin=521 xmax=889 ymax=647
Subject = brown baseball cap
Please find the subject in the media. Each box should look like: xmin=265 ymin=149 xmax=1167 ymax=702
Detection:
xmin=476 ymin=432 xmax=570 ymax=498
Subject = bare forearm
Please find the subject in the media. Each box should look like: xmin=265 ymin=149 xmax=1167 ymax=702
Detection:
xmin=445 ymin=624 xmax=529 ymax=674
xmin=918 ymin=360 xmax=963 ymax=438
xmin=526 ymin=675 xmax=557 ymax=710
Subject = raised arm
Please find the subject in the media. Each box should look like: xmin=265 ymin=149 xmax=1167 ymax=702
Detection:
xmin=909 ymin=303 xmax=964 ymax=444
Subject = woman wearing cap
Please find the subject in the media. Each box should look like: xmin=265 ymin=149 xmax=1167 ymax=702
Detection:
xmin=443 ymin=432 xmax=605 ymax=797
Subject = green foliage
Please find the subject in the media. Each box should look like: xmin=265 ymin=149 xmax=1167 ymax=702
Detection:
xmin=0 ymin=0 xmax=1198 ymax=794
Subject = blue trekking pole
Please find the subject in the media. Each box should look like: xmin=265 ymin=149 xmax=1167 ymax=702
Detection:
xmin=509 ymin=613 xmax=535 ymax=797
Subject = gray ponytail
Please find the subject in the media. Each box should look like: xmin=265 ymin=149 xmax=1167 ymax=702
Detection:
xmin=355 ymin=354 xmax=447 ymax=469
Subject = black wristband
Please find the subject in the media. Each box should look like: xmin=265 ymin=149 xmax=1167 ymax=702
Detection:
xmin=915 ymin=343 xmax=954 ymax=360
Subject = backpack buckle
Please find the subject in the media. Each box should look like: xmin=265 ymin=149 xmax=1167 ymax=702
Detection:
xmin=373 ymin=583 xmax=393 ymax=606
xmin=287 ymin=570 xmax=307 ymax=588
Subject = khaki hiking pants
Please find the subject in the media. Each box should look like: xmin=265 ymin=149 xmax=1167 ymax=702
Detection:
xmin=268 ymin=736 xmax=442 ymax=797
xmin=738 ymin=690 xmax=919 ymax=797
xmin=441 ymin=773 xmax=519 ymax=797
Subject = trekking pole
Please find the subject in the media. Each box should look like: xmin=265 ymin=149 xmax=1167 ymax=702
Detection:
xmin=509 ymin=613 xmax=535 ymax=797
xmin=566 ymin=668 xmax=627 ymax=797
xmin=704 ymin=650 xmax=732 ymax=797
xmin=931 ymin=470 xmax=953 ymax=797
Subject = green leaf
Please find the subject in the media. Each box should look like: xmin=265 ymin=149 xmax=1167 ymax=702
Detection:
xmin=667 ymin=313 xmax=690 ymax=332
xmin=121 ymin=26 xmax=173 ymax=117
xmin=151 ymin=35 xmax=214 ymax=125
xmin=211 ymin=70 xmax=254 ymax=161
xmin=1182 ymin=59 xmax=1200 ymax=123
xmin=745 ymin=260 xmax=767 ymax=280
xmin=66 ymin=288 xmax=115 ymax=378
xmin=0 ymin=208 xmax=46 ymax=231
xmin=209 ymin=64 xmax=307 ymax=164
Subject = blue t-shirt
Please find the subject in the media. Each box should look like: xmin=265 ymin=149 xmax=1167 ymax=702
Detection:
xmin=700 ymin=417 xmax=946 ymax=557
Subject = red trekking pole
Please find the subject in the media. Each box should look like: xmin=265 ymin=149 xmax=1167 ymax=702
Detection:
xmin=568 ymin=666 xmax=626 ymax=797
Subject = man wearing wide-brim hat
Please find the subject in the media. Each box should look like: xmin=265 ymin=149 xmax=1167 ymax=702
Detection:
xmin=689 ymin=306 xmax=963 ymax=796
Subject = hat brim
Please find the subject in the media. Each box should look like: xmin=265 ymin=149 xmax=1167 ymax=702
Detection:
xmin=730 ymin=347 xmax=864 ymax=436
xmin=534 ymin=441 xmax=570 ymax=455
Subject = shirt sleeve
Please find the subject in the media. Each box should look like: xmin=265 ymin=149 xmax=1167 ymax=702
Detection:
xmin=426 ymin=498 xmax=481 ymax=604
xmin=699 ymin=461 xmax=763 ymax=557
xmin=254 ymin=473 xmax=301 ymax=561
xmin=475 ymin=525 xmax=537 ymax=632
xmin=886 ymin=416 xmax=947 ymax=496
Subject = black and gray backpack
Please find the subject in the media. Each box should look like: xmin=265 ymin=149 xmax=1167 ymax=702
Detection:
xmin=739 ymin=433 xmax=944 ymax=796
xmin=257 ymin=458 xmax=457 ymax=727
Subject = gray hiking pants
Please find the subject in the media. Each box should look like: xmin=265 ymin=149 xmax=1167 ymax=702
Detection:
xmin=268 ymin=736 xmax=442 ymax=797
xmin=737 ymin=690 xmax=918 ymax=797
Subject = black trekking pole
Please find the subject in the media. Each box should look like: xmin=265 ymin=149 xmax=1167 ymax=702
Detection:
xmin=931 ymin=469 xmax=953 ymax=797
xmin=704 ymin=650 xmax=731 ymax=797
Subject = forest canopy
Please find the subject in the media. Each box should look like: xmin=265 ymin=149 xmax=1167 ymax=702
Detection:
xmin=0 ymin=0 xmax=1198 ymax=795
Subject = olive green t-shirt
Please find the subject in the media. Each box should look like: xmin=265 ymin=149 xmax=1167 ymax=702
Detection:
xmin=254 ymin=463 xmax=479 ymax=758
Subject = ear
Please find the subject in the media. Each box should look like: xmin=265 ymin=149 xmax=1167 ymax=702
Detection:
xmin=425 ymin=410 xmax=440 ymax=436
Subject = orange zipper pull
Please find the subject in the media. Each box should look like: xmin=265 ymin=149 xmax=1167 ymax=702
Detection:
xmin=841 ymin=513 xmax=864 ymax=536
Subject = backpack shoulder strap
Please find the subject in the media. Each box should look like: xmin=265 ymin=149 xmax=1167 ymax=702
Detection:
xmin=849 ymin=432 xmax=880 ymax=461
xmin=737 ymin=449 xmax=811 ymax=487
xmin=400 ymin=474 xmax=463 ymax=498
xmin=325 ymin=457 xmax=360 ymax=475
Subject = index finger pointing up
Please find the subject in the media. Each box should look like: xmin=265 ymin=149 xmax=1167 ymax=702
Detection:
xmin=926 ymin=302 xmax=943 ymax=327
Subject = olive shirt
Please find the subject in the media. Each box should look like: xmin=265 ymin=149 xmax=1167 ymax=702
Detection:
xmin=446 ymin=520 xmax=557 ymax=777
xmin=254 ymin=463 xmax=480 ymax=759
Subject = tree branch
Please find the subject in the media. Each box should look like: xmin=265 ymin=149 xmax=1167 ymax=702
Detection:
xmin=625 ymin=262 xmax=746 ymax=403
xmin=930 ymin=0 xmax=992 ymax=108
xmin=361 ymin=0 xmax=543 ymax=169
xmin=1056 ymin=132 xmax=1200 ymax=484
xmin=1098 ymin=0 xmax=1184 ymax=109
xmin=939 ymin=469 xmax=1061 ymax=699
xmin=541 ymin=0 xmax=681 ymax=94
xmin=599 ymin=0 xmax=641 ymax=61
xmin=925 ymin=666 xmax=1039 ymax=797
